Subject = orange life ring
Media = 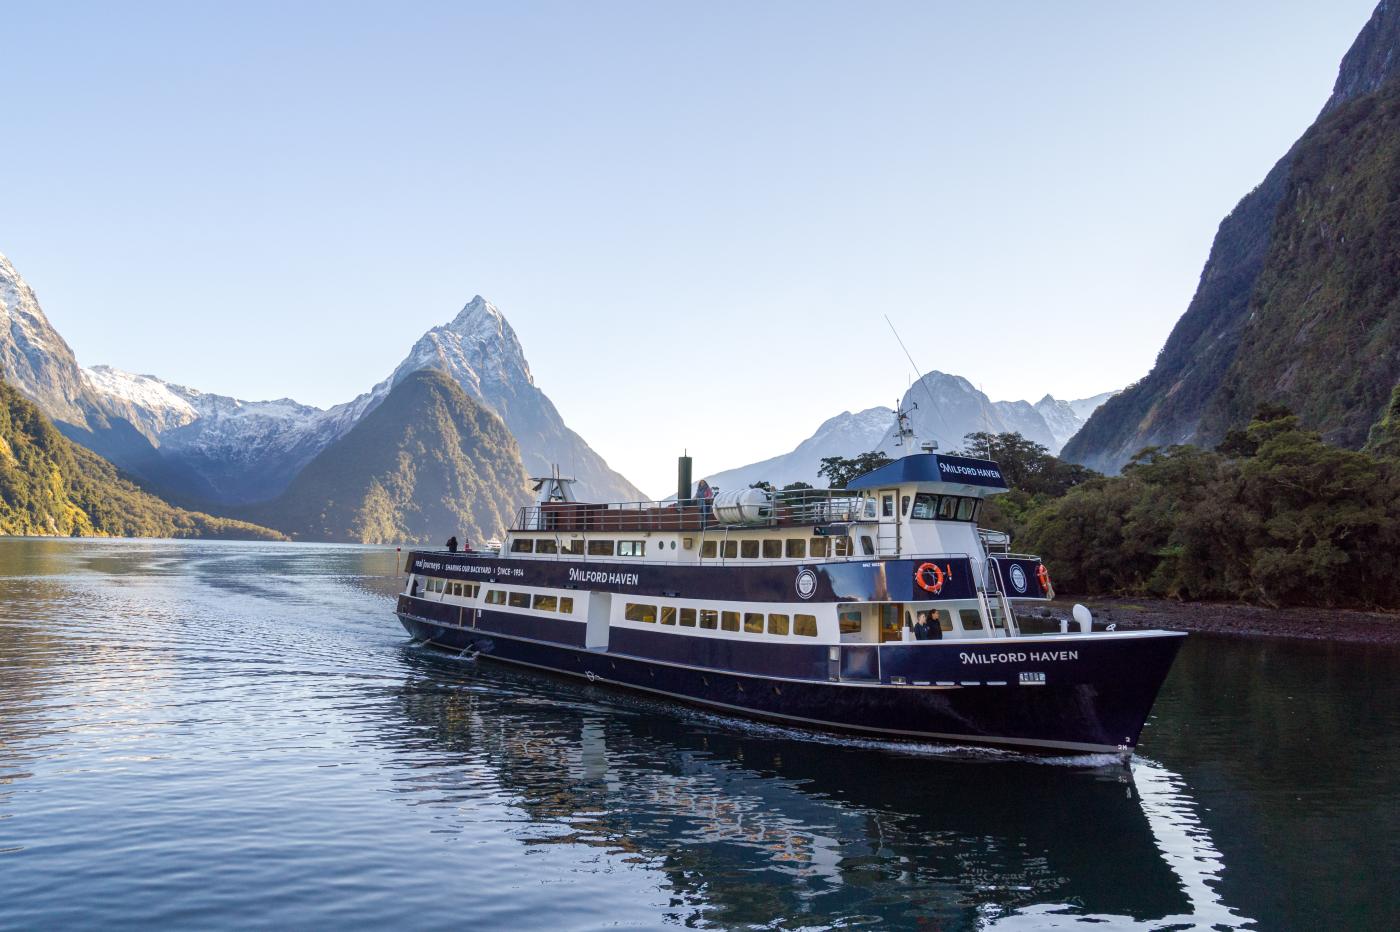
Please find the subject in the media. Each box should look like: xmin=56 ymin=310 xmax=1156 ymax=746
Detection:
xmin=1036 ymin=563 xmax=1052 ymax=593
xmin=914 ymin=562 xmax=945 ymax=595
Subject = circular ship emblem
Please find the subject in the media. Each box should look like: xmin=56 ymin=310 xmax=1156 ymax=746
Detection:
xmin=1009 ymin=564 xmax=1028 ymax=593
xmin=795 ymin=568 xmax=818 ymax=600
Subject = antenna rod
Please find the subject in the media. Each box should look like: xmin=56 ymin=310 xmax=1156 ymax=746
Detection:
xmin=883 ymin=314 xmax=955 ymax=444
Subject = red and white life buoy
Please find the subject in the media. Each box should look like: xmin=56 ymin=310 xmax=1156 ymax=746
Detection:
xmin=914 ymin=562 xmax=945 ymax=595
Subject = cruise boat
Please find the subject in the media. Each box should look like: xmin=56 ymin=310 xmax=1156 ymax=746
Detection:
xmin=395 ymin=450 xmax=1185 ymax=755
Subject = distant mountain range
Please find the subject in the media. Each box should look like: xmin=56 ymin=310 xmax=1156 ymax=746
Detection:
xmin=1065 ymin=1 xmax=1400 ymax=473
xmin=700 ymin=373 xmax=1115 ymax=491
xmin=0 ymin=251 xmax=641 ymax=541
xmin=0 ymin=377 xmax=282 ymax=540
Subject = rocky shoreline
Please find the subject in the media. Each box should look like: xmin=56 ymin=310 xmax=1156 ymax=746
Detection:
xmin=1027 ymin=598 xmax=1400 ymax=646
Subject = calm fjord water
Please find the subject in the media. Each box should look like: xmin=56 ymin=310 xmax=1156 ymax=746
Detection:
xmin=0 ymin=540 xmax=1396 ymax=931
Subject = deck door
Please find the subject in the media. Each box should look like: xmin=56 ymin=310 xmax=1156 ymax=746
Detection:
xmin=876 ymin=488 xmax=901 ymax=556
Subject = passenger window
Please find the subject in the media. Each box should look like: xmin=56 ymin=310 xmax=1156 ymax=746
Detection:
xmin=532 ymin=594 xmax=558 ymax=612
xmin=618 ymin=541 xmax=645 ymax=557
xmin=839 ymin=611 xmax=862 ymax=635
xmin=486 ymin=590 xmax=505 ymax=605
xmin=535 ymin=539 xmax=558 ymax=554
xmin=508 ymin=592 xmax=530 ymax=608
xmin=936 ymin=609 xmax=954 ymax=632
xmin=744 ymin=612 xmax=764 ymax=633
xmin=767 ymin=613 xmax=789 ymax=636
xmin=660 ymin=606 xmax=677 ymax=626
xmin=860 ymin=535 xmax=875 ymax=555
xmin=794 ymin=614 xmax=818 ymax=637
xmin=956 ymin=498 xmax=978 ymax=521
xmin=679 ymin=608 xmax=697 ymax=627
xmin=902 ymin=495 xmax=911 ymax=515
xmin=809 ymin=537 xmax=828 ymax=558
xmin=741 ymin=540 xmax=760 ymax=559
xmin=588 ymin=540 xmax=615 ymax=556
xmin=625 ymin=603 xmax=658 ymax=623
xmin=959 ymin=608 xmax=984 ymax=630
xmin=559 ymin=597 xmax=574 ymax=614
xmin=785 ymin=539 xmax=806 ymax=559
xmin=700 ymin=609 xmax=719 ymax=629
xmin=834 ymin=536 xmax=853 ymax=557
xmin=721 ymin=611 xmax=740 ymax=632
xmin=565 ymin=539 xmax=585 ymax=555
xmin=702 ymin=540 xmax=717 ymax=558
xmin=762 ymin=539 xmax=782 ymax=559
xmin=722 ymin=540 xmax=738 ymax=559
xmin=510 ymin=538 xmax=534 ymax=553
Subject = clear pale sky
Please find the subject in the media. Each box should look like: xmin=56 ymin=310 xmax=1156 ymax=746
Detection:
xmin=2 ymin=1 xmax=1378 ymax=496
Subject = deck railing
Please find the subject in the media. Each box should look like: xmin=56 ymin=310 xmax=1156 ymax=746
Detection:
xmin=514 ymin=488 xmax=870 ymax=533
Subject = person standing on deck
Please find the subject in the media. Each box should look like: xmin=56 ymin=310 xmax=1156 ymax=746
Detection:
xmin=446 ymin=536 xmax=459 ymax=553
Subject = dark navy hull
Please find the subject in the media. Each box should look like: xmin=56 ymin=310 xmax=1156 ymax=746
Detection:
xmin=396 ymin=595 xmax=1185 ymax=755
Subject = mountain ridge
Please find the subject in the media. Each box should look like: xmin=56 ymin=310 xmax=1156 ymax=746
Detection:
xmin=1063 ymin=0 xmax=1400 ymax=472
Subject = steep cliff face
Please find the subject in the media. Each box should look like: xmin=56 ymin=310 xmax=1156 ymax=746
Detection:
xmin=1064 ymin=1 xmax=1400 ymax=472
xmin=248 ymin=369 xmax=532 ymax=545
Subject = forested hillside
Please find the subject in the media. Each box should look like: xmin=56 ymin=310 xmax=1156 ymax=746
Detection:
xmin=979 ymin=414 xmax=1400 ymax=609
xmin=0 ymin=378 xmax=284 ymax=539
xmin=250 ymin=369 xmax=532 ymax=544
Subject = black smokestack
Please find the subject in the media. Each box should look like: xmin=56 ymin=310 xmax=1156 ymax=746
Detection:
xmin=677 ymin=454 xmax=693 ymax=505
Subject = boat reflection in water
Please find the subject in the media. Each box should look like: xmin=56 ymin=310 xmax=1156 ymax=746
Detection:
xmin=386 ymin=649 xmax=1253 ymax=929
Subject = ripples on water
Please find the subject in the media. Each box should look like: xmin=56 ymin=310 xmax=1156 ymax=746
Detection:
xmin=0 ymin=539 xmax=1396 ymax=929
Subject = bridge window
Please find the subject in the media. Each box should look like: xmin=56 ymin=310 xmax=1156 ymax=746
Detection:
xmin=679 ymin=608 xmax=696 ymax=627
xmin=762 ymin=539 xmax=782 ymax=559
xmin=744 ymin=612 xmax=764 ymax=633
xmin=588 ymin=540 xmax=615 ymax=556
xmin=957 ymin=498 xmax=979 ymax=521
xmin=721 ymin=611 xmax=740 ymax=632
xmin=741 ymin=540 xmax=760 ymax=559
xmin=794 ymin=614 xmax=818 ymax=637
xmin=508 ymin=592 xmax=530 ymax=608
xmin=660 ymin=606 xmax=677 ymax=626
xmin=839 ymin=611 xmax=862 ymax=635
xmin=860 ymin=535 xmax=875 ymax=555
xmin=938 ymin=497 xmax=958 ymax=520
xmin=510 ymin=538 xmax=534 ymax=553
xmin=902 ymin=495 xmax=911 ymax=515
xmin=767 ymin=613 xmax=789 ymax=635
xmin=625 ymin=603 xmax=657 ymax=623
xmin=700 ymin=609 xmax=719 ymax=629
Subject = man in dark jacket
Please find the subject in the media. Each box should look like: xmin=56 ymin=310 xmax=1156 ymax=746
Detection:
xmin=446 ymin=536 xmax=459 ymax=553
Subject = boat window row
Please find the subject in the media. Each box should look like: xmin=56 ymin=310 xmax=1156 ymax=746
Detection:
xmin=699 ymin=536 xmax=853 ymax=560
xmin=624 ymin=602 xmax=819 ymax=637
xmin=907 ymin=494 xmax=980 ymax=522
xmin=418 ymin=577 xmax=480 ymax=599
xmin=484 ymin=589 xmax=576 ymax=614
xmin=510 ymin=537 xmax=646 ymax=557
